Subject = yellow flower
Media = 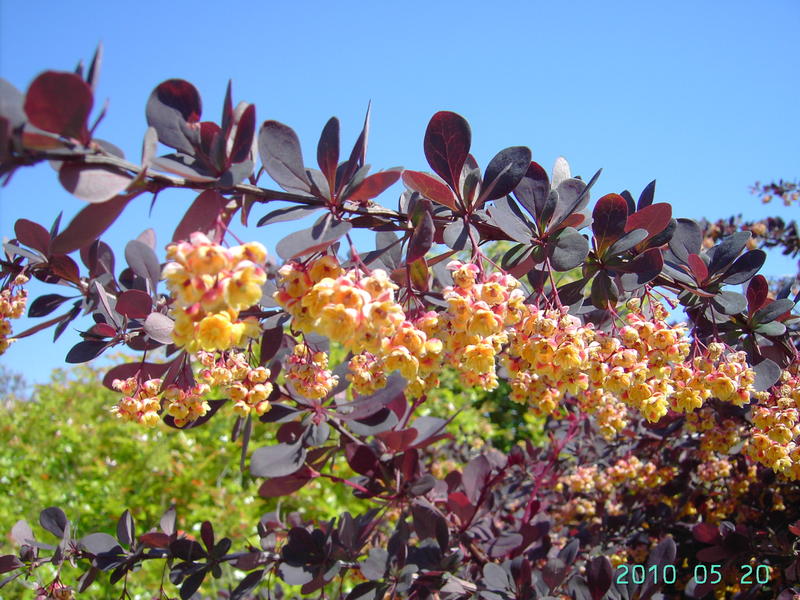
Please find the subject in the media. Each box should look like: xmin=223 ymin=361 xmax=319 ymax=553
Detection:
xmin=197 ymin=312 xmax=234 ymax=351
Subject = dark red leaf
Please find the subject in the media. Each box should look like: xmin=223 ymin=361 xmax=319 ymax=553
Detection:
xmin=230 ymin=103 xmax=256 ymax=164
xmin=402 ymin=170 xmax=458 ymax=210
xmin=49 ymin=255 xmax=81 ymax=284
xmin=258 ymin=120 xmax=311 ymax=193
xmin=692 ymin=522 xmax=720 ymax=544
xmin=14 ymin=218 xmax=50 ymax=254
xmin=317 ymin=116 xmax=340 ymax=190
xmin=24 ymin=71 xmax=93 ymax=142
xmin=625 ymin=203 xmax=672 ymax=240
xmin=66 ymin=340 xmax=108 ymax=364
xmin=592 ymin=193 xmax=628 ymax=251
xmin=375 ymin=429 xmax=418 ymax=453
xmin=447 ymin=491 xmax=473 ymax=525
xmin=173 ymin=190 xmax=226 ymax=242
xmin=336 ymin=103 xmax=371 ymax=196
xmin=587 ymin=556 xmax=612 ymax=600
xmin=347 ymin=169 xmax=402 ymax=202
xmin=87 ymin=323 xmax=116 ymax=338
xmin=406 ymin=210 xmax=434 ymax=263
xmin=116 ymin=289 xmax=153 ymax=319
xmin=145 ymin=79 xmax=202 ymax=154
xmin=747 ymin=275 xmax=769 ymax=315
xmin=28 ymin=294 xmax=71 ymax=318
xmin=139 ymin=532 xmax=172 ymax=549
xmin=687 ymin=253 xmax=708 ymax=284
xmin=51 ymin=192 xmax=136 ymax=254
xmin=258 ymin=466 xmax=314 ymax=498
xmin=423 ymin=111 xmax=471 ymax=190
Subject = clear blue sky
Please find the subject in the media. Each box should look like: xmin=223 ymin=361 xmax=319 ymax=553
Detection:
xmin=1 ymin=1 xmax=798 ymax=383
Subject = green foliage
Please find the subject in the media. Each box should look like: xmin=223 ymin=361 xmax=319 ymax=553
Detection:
xmin=0 ymin=364 xmax=367 ymax=597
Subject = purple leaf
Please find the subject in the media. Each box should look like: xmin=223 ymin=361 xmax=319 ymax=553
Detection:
xmin=58 ymin=164 xmax=132 ymax=204
xmin=173 ymin=190 xmax=226 ymax=242
xmin=479 ymin=146 xmax=531 ymax=204
xmin=275 ymin=216 xmax=351 ymax=260
xmin=116 ymin=289 xmax=152 ymax=319
xmin=14 ymin=218 xmax=50 ymax=254
xmin=346 ymin=168 xmax=402 ymax=202
xmin=251 ymin=440 xmax=307 ymax=478
xmin=143 ymin=313 xmax=174 ymax=345
xmin=51 ymin=193 xmax=135 ymax=254
xmin=66 ymin=340 xmax=107 ymax=364
xmin=402 ymin=170 xmax=458 ymax=210
xmin=317 ymin=116 xmax=340 ymax=189
xmin=229 ymin=103 xmax=256 ymax=164
xmin=407 ymin=210 xmax=434 ymax=263
xmin=39 ymin=507 xmax=68 ymax=539
xmin=24 ymin=71 xmax=93 ymax=143
xmin=592 ymin=193 xmax=628 ymax=251
xmin=258 ymin=120 xmax=311 ymax=193
xmin=587 ymin=556 xmax=612 ymax=600
xmin=145 ymin=79 xmax=202 ymax=154
xmin=424 ymin=111 xmax=471 ymax=190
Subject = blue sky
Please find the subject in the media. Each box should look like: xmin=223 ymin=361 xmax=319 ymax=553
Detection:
xmin=1 ymin=1 xmax=798 ymax=383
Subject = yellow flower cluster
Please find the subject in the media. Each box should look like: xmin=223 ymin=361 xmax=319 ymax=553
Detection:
xmin=163 ymin=233 xmax=266 ymax=352
xmin=275 ymin=256 xmax=443 ymax=397
xmin=111 ymin=376 xmax=210 ymax=428
xmin=746 ymin=368 xmax=800 ymax=478
xmin=0 ymin=275 xmax=28 ymax=355
xmin=286 ymin=343 xmax=339 ymax=400
xmin=198 ymin=351 xmax=273 ymax=417
xmin=111 ymin=377 xmax=163 ymax=426
xmin=162 ymin=382 xmax=211 ymax=427
xmin=438 ymin=261 xmax=525 ymax=391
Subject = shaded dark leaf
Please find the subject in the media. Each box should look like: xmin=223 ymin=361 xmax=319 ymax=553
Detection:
xmin=145 ymin=79 xmax=201 ymax=154
xmin=512 ymin=161 xmax=549 ymax=221
xmin=722 ymin=249 xmax=765 ymax=285
xmin=621 ymin=247 xmax=663 ymax=288
xmin=173 ymin=190 xmax=226 ymax=242
xmin=480 ymin=146 xmax=532 ymax=203
xmin=407 ymin=210 xmax=435 ymax=262
xmin=590 ymin=270 xmax=617 ymax=309
xmin=707 ymin=231 xmax=751 ymax=275
xmin=548 ymin=227 xmax=588 ymax=271
xmin=257 ymin=204 xmax=322 ymax=227
xmin=443 ymin=219 xmax=475 ymax=252
xmin=711 ymin=291 xmax=747 ymax=316
xmin=258 ymin=120 xmax=311 ymax=193
xmin=462 ymin=455 xmax=491 ymax=504
xmin=251 ymin=440 xmax=307 ymax=478
xmin=39 ymin=507 xmax=68 ymax=539
xmin=606 ymin=228 xmax=648 ymax=257
xmin=424 ymin=111 xmax=471 ymax=189
xmin=753 ymin=358 xmax=781 ymax=391
xmin=754 ymin=299 xmax=795 ymax=324
xmin=231 ymin=569 xmax=264 ymax=600
xmin=28 ymin=294 xmax=71 ymax=318
xmin=25 ymin=71 xmax=92 ymax=142
xmin=488 ymin=195 xmax=534 ymax=243
xmin=181 ymin=571 xmax=206 ymax=600
xmin=66 ymin=340 xmax=107 ymax=363
xmin=587 ymin=556 xmax=612 ymax=600
xmin=0 ymin=555 xmax=22 ymax=575
xmin=116 ymin=510 xmax=135 ymax=547
xmin=550 ymin=173 xmax=596 ymax=228
xmin=668 ymin=218 xmax=702 ymax=262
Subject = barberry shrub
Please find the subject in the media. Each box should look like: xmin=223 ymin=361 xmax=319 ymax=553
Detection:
xmin=1 ymin=46 xmax=799 ymax=600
